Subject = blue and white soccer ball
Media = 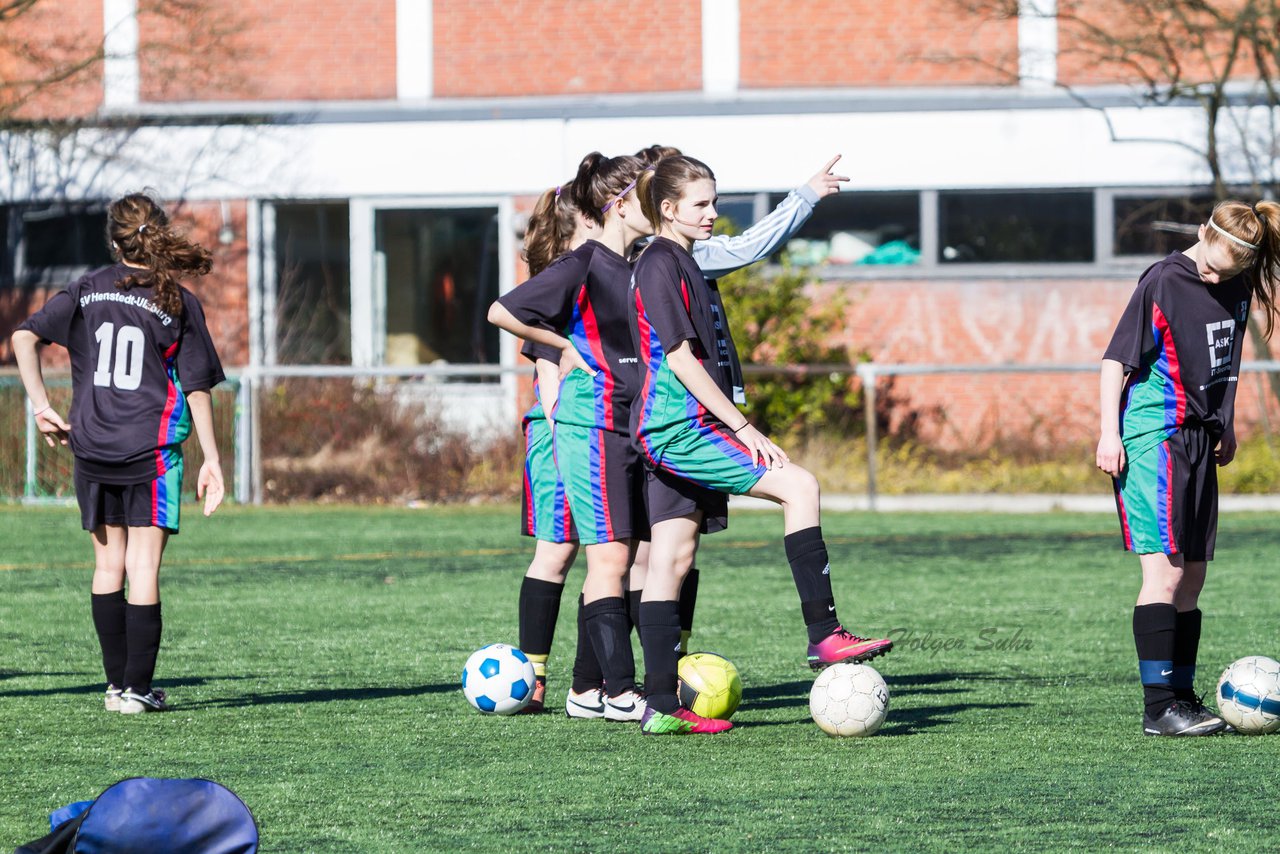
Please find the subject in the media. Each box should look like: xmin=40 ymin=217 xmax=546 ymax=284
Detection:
xmin=461 ymin=643 xmax=536 ymax=715
xmin=1216 ymin=655 xmax=1280 ymax=735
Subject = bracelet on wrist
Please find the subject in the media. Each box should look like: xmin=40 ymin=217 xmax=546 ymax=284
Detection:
xmin=733 ymin=422 xmax=750 ymax=433
xmin=33 ymin=404 xmax=51 ymax=417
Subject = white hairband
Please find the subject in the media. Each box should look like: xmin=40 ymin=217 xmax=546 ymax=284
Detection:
xmin=1208 ymin=217 xmax=1259 ymax=250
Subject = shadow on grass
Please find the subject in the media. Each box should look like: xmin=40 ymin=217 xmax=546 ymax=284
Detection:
xmin=0 ymin=675 xmax=240 ymax=700
xmin=742 ymin=671 xmax=1036 ymax=735
xmin=186 ymin=682 xmax=457 ymax=709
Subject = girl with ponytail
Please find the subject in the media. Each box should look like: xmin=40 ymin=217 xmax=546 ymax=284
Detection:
xmin=11 ymin=192 xmax=226 ymax=715
xmin=490 ymin=152 xmax=653 ymax=721
xmin=1097 ymin=199 xmax=1279 ymax=737
xmin=628 ymin=156 xmax=893 ymax=735
xmin=502 ymin=150 xmax=852 ymax=719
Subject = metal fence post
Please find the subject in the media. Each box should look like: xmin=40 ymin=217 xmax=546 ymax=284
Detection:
xmin=24 ymin=399 xmax=37 ymax=500
xmin=859 ymin=363 xmax=878 ymax=512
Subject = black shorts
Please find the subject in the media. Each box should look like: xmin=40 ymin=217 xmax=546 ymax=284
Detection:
xmin=74 ymin=457 xmax=183 ymax=533
xmin=643 ymin=468 xmax=728 ymax=535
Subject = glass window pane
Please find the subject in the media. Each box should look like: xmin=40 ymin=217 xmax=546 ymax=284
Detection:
xmin=940 ymin=191 xmax=1093 ymax=263
xmin=714 ymin=195 xmax=757 ymax=235
xmin=767 ymin=191 xmax=920 ymax=266
xmin=377 ymin=207 xmax=500 ymax=372
xmin=1114 ymin=195 xmax=1215 ymax=256
xmin=17 ymin=204 xmax=112 ymax=286
xmin=274 ymin=203 xmax=351 ymax=365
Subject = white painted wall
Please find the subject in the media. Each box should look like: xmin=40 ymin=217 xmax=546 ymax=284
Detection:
xmin=0 ymin=103 xmax=1225 ymax=203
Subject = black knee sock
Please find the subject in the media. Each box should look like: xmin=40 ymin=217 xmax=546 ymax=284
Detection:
xmin=626 ymin=590 xmax=643 ymax=642
xmin=91 ymin=589 xmax=127 ymax=688
xmin=1172 ymin=608 xmax=1202 ymax=702
xmin=678 ymin=568 xmax=699 ymax=654
xmin=639 ymin=600 xmax=682 ymax=714
xmin=518 ymin=577 xmax=564 ymax=681
xmin=785 ymin=527 xmax=839 ymax=643
xmin=1134 ymin=603 xmax=1177 ymax=716
xmin=583 ymin=597 xmax=635 ymax=698
xmin=123 ymin=602 xmax=162 ymax=696
xmin=571 ymin=595 xmax=605 ymax=694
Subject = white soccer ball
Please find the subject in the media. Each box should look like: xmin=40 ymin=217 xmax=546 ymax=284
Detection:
xmin=809 ymin=662 xmax=889 ymax=737
xmin=1216 ymin=655 xmax=1280 ymax=735
xmin=461 ymin=643 xmax=536 ymax=716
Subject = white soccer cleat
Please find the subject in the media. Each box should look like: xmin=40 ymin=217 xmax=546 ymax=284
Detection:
xmin=603 ymin=690 xmax=647 ymax=722
xmin=565 ymin=687 xmax=606 ymax=719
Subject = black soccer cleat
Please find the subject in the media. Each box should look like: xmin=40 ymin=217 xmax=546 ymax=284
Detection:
xmin=1142 ymin=699 xmax=1228 ymax=736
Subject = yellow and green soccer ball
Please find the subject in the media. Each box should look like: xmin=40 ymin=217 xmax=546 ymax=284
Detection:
xmin=678 ymin=652 xmax=743 ymax=720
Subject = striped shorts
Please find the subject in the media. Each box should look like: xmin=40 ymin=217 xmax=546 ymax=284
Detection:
xmin=639 ymin=417 xmax=768 ymax=497
xmin=521 ymin=414 xmax=575 ymax=543
xmin=1114 ymin=426 xmax=1218 ymax=560
xmin=75 ymin=448 xmax=184 ymax=533
xmin=554 ymin=423 xmax=644 ymax=546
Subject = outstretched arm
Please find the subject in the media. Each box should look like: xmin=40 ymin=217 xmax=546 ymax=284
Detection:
xmin=692 ymin=154 xmax=848 ymax=278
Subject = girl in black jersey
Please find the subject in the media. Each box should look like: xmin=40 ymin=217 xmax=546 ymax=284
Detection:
xmin=1097 ymin=200 xmax=1280 ymax=736
xmin=490 ymin=152 xmax=654 ymax=720
xmin=12 ymin=193 xmax=226 ymax=715
xmin=630 ymin=156 xmax=892 ymax=735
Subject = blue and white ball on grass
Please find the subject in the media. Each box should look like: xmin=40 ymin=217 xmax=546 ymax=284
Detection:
xmin=809 ymin=662 xmax=889 ymax=737
xmin=462 ymin=643 xmax=536 ymax=715
xmin=1216 ymin=655 xmax=1280 ymax=735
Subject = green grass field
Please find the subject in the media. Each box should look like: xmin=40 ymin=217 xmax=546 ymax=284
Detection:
xmin=2 ymin=504 xmax=1279 ymax=852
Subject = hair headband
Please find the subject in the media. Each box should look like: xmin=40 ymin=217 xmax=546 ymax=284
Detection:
xmin=1208 ymin=217 xmax=1259 ymax=251
xmin=601 ymin=176 xmax=639 ymax=214
xmin=554 ymin=185 xmax=561 ymax=198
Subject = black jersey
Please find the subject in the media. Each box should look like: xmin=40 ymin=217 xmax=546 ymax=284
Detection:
xmin=496 ymin=240 xmax=636 ymax=432
xmin=1103 ymin=251 xmax=1251 ymax=458
xmin=629 ymin=237 xmax=745 ymax=423
xmin=18 ymin=264 xmax=225 ymax=482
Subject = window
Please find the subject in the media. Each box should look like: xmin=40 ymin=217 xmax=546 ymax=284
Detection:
xmin=769 ymin=192 xmax=920 ymax=266
xmin=274 ymin=203 xmax=351 ymax=365
xmin=7 ymin=203 xmax=113 ymax=287
xmin=940 ymin=190 xmax=1093 ymax=263
xmin=376 ymin=207 xmax=500 ymax=371
xmin=1114 ymin=194 xmax=1215 ymax=257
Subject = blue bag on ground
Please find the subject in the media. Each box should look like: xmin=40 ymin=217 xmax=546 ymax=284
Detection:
xmin=14 ymin=778 xmax=258 ymax=854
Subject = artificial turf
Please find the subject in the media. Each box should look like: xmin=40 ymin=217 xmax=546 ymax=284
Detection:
xmin=1 ymin=504 xmax=1278 ymax=852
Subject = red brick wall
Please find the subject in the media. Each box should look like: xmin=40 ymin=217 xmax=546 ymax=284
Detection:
xmin=828 ymin=275 xmax=1280 ymax=450
xmin=739 ymin=0 xmax=1019 ymax=88
xmin=433 ymin=0 xmax=702 ymax=97
xmin=0 ymin=0 xmax=104 ymax=119
xmin=139 ymin=1 xmax=397 ymax=102
xmin=0 ymin=200 xmax=249 ymax=369
xmin=1057 ymin=0 xmax=1257 ymax=88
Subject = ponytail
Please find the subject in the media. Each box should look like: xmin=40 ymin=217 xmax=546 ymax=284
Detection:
xmin=1207 ymin=200 xmax=1280 ymax=339
xmin=1249 ymin=201 xmax=1280 ymax=339
xmin=522 ymin=184 xmax=578 ymax=276
xmin=569 ymin=151 xmax=644 ymax=227
xmin=107 ymin=193 xmax=212 ymax=317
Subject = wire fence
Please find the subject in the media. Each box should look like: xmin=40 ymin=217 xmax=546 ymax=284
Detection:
xmin=5 ymin=361 xmax=1280 ymax=508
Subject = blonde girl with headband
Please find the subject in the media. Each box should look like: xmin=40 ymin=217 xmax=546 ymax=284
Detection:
xmin=628 ymin=155 xmax=892 ymax=735
xmin=11 ymin=193 xmax=226 ymax=715
xmin=1097 ymin=199 xmax=1279 ymax=737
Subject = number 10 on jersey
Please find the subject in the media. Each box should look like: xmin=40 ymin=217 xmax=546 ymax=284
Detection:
xmin=93 ymin=322 xmax=145 ymax=390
